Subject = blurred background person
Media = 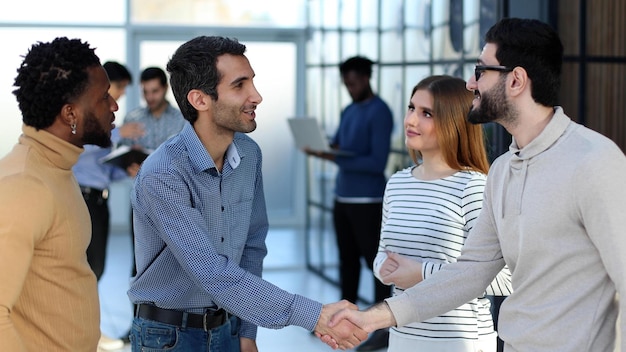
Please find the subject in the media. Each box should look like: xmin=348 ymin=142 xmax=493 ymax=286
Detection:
xmin=118 ymin=66 xmax=185 ymax=162
xmin=305 ymin=56 xmax=394 ymax=351
xmin=117 ymin=64 xmax=185 ymax=272
xmin=117 ymin=65 xmax=185 ymax=275
xmin=117 ymin=65 xmax=186 ymax=343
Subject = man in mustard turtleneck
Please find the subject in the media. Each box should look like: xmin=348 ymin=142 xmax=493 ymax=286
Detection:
xmin=0 ymin=37 xmax=118 ymax=351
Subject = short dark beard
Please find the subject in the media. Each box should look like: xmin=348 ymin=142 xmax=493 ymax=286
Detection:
xmin=468 ymin=76 xmax=515 ymax=125
xmin=82 ymin=111 xmax=112 ymax=147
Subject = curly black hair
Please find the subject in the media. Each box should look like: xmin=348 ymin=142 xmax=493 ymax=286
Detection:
xmin=12 ymin=37 xmax=101 ymax=129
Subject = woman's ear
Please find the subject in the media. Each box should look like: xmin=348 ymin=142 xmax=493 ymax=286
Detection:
xmin=187 ymin=89 xmax=211 ymax=111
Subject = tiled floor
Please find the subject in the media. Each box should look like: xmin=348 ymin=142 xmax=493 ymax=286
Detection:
xmin=97 ymin=226 xmax=384 ymax=352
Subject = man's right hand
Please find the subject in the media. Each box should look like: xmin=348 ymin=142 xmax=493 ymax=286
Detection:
xmin=327 ymin=302 xmax=397 ymax=338
xmin=314 ymin=300 xmax=368 ymax=350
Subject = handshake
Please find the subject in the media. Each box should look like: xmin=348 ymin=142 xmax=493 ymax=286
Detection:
xmin=313 ymin=300 xmax=397 ymax=350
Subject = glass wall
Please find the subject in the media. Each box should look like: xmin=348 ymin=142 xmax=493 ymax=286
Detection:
xmin=558 ymin=0 xmax=626 ymax=152
xmin=131 ymin=0 xmax=306 ymax=27
xmin=303 ymin=0 xmax=503 ymax=300
xmin=0 ymin=0 xmax=127 ymax=24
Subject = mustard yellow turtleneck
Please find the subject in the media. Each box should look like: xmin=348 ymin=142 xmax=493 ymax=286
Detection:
xmin=0 ymin=125 xmax=99 ymax=351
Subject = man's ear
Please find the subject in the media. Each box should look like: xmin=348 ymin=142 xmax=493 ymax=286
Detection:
xmin=509 ymin=67 xmax=528 ymax=98
xmin=60 ymin=103 xmax=77 ymax=128
xmin=187 ymin=89 xmax=211 ymax=111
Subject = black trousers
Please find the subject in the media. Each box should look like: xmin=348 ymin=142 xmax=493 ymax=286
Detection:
xmin=83 ymin=189 xmax=110 ymax=281
xmin=488 ymin=295 xmax=506 ymax=352
xmin=333 ymin=200 xmax=390 ymax=304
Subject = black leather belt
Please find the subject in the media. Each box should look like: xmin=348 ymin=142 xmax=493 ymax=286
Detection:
xmin=80 ymin=186 xmax=109 ymax=200
xmin=136 ymin=304 xmax=228 ymax=331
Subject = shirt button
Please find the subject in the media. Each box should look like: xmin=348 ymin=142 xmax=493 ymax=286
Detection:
xmin=221 ymin=237 xmax=224 ymax=242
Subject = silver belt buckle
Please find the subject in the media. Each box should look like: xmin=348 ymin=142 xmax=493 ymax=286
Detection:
xmin=203 ymin=308 xmax=226 ymax=331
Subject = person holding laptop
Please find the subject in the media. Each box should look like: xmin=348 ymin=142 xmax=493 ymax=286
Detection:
xmin=304 ymin=55 xmax=394 ymax=351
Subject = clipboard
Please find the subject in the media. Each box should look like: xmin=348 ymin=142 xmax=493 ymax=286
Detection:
xmin=99 ymin=145 xmax=151 ymax=169
xmin=287 ymin=117 xmax=354 ymax=156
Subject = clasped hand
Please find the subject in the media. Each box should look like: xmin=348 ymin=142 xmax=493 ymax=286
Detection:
xmin=319 ymin=302 xmax=398 ymax=349
xmin=315 ymin=252 xmax=420 ymax=349
xmin=314 ymin=300 xmax=368 ymax=350
xmin=378 ymin=251 xmax=423 ymax=289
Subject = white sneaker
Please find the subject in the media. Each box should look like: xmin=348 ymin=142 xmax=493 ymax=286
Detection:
xmin=98 ymin=333 xmax=124 ymax=351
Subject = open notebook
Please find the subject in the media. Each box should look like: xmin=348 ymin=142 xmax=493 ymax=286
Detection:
xmin=99 ymin=145 xmax=152 ymax=169
xmin=287 ymin=117 xmax=354 ymax=156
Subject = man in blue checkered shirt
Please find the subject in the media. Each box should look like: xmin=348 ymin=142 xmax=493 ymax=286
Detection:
xmin=127 ymin=36 xmax=367 ymax=352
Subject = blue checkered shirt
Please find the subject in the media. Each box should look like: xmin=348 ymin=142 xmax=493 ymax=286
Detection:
xmin=128 ymin=123 xmax=322 ymax=339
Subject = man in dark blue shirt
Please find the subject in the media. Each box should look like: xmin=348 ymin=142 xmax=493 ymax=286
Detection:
xmin=306 ymin=56 xmax=394 ymax=351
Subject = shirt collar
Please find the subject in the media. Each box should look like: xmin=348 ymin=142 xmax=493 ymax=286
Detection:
xmin=180 ymin=123 xmax=243 ymax=173
xmin=510 ymin=106 xmax=571 ymax=160
xmin=225 ymin=142 xmax=241 ymax=169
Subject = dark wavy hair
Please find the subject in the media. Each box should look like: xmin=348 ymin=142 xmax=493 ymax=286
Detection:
xmin=486 ymin=18 xmax=563 ymax=107
xmin=140 ymin=66 xmax=167 ymax=86
xmin=167 ymin=36 xmax=246 ymax=124
xmin=12 ymin=37 xmax=101 ymax=129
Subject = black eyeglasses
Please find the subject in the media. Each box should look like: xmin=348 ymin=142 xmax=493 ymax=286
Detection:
xmin=474 ymin=65 xmax=514 ymax=81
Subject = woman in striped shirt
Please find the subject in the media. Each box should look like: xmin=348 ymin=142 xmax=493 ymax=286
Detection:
xmin=373 ymin=75 xmax=512 ymax=352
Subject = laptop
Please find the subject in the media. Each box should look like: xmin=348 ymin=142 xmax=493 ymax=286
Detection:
xmin=287 ymin=117 xmax=354 ymax=156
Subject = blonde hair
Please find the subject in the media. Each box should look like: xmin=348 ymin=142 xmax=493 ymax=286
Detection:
xmin=408 ymin=75 xmax=489 ymax=174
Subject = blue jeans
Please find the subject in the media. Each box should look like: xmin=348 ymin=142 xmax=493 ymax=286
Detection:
xmin=130 ymin=314 xmax=240 ymax=351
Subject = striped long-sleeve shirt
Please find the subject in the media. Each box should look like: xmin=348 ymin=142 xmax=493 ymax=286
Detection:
xmin=374 ymin=167 xmax=512 ymax=341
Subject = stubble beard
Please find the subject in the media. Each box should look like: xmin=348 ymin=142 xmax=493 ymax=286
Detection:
xmin=213 ymin=102 xmax=257 ymax=134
